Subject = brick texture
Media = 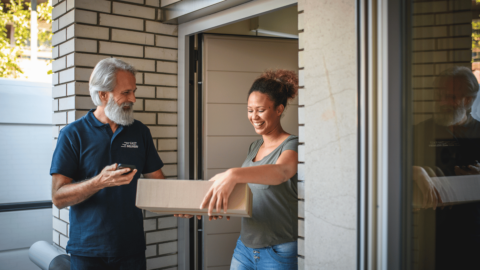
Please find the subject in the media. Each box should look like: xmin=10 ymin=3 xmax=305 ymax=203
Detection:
xmin=412 ymin=0 xmax=472 ymax=124
xmin=51 ymin=1 xmax=179 ymax=267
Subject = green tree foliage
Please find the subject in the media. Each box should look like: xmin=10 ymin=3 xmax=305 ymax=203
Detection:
xmin=37 ymin=1 xmax=52 ymax=48
xmin=0 ymin=2 xmax=24 ymax=78
xmin=472 ymin=21 xmax=480 ymax=51
xmin=0 ymin=0 xmax=52 ymax=78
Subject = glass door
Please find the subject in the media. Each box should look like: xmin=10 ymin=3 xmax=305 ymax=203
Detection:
xmin=406 ymin=0 xmax=480 ymax=269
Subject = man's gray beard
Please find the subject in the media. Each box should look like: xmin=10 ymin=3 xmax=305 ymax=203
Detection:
xmin=104 ymin=95 xmax=135 ymax=126
xmin=433 ymin=103 xmax=466 ymax=127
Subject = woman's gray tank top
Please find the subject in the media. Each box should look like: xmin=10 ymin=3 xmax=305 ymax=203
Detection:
xmin=240 ymin=135 xmax=298 ymax=248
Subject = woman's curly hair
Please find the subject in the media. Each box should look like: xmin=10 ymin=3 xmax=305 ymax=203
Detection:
xmin=248 ymin=69 xmax=299 ymax=109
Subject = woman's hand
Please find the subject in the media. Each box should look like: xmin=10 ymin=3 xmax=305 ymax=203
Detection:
xmin=412 ymin=166 xmax=441 ymax=209
xmin=200 ymin=170 xmax=236 ymax=220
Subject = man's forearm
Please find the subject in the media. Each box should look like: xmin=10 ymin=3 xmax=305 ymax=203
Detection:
xmin=53 ymin=176 xmax=101 ymax=209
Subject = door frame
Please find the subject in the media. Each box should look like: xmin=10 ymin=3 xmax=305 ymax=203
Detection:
xmin=177 ymin=0 xmax=298 ymax=179
xmin=176 ymin=1 xmax=298 ymax=269
xmin=358 ymin=0 xmax=406 ymax=269
xmin=381 ymin=0 xmax=411 ymax=269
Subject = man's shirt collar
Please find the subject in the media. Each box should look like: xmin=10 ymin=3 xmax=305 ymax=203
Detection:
xmin=86 ymin=109 xmax=108 ymax=128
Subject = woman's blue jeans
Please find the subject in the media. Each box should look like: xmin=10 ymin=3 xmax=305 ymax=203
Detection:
xmin=230 ymin=237 xmax=298 ymax=270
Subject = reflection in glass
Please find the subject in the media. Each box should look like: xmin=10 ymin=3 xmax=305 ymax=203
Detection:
xmin=410 ymin=1 xmax=480 ymax=269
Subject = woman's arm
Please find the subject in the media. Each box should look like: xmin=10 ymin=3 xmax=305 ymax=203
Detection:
xmin=200 ymin=150 xmax=298 ymax=217
xmin=227 ymin=150 xmax=298 ymax=185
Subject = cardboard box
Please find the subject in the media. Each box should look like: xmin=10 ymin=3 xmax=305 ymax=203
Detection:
xmin=135 ymin=179 xmax=253 ymax=217
xmin=414 ymin=175 xmax=480 ymax=209
xmin=433 ymin=175 xmax=480 ymax=205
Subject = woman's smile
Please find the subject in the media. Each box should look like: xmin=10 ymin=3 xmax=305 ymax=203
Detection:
xmin=248 ymin=91 xmax=283 ymax=135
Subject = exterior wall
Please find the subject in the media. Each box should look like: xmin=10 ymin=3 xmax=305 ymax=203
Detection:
xmin=297 ymin=1 xmax=305 ymax=269
xmin=412 ymin=0 xmax=472 ymax=124
xmin=0 ymin=79 xmax=54 ymax=269
xmin=0 ymin=210 xmax=53 ymax=270
xmin=50 ymin=0 xmax=179 ymax=268
xmin=0 ymin=79 xmax=53 ymax=203
xmin=300 ymin=0 xmax=357 ymax=269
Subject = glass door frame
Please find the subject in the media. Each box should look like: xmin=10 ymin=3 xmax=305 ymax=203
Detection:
xmin=358 ymin=0 xmax=412 ymax=269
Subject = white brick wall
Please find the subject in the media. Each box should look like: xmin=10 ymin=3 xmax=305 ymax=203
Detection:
xmin=112 ymin=29 xmax=155 ymax=45
xmin=146 ymin=229 xmax=178 ymax=244
xmin=112 ymin=2 xmax=156 ymax=19
xmin=51 ymin=0 xmax=179 ymax=267
xmin=147 ymin=254 xmax=177 ymax=269
xmin=146 ymin=244 xmax=157 ymax=257
xmin=100 ymin=13 xmax=144 ymax=30
xmin=412 ymin=0 xmax=472 ymax=122
xmin=52 ymin=217 xmax=67 ymax=235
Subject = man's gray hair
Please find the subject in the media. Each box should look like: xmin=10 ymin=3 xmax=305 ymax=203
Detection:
xmin=89 ymin=58 xmax=137 ymax=106
xmin=435 ymin=66 xmax=479 ymax=98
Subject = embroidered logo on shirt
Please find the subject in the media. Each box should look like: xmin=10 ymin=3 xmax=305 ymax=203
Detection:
xmin=429 ymin=141 xmax=460 ymax=147
xmin=121 ymin=142 xmax=138 ymax=148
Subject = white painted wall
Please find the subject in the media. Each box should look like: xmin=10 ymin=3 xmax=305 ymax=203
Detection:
xmin=205 ymin=5 xmax=298 ymax=37
xmin=300 ymin=0 xmax=358 ymax=269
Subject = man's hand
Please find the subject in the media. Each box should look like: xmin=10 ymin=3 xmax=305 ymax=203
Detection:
xmin=455 ymin=161 xmax=480 ymax=175
xmin=93 ymin=163 xmax=137 ymax=189
xmin=52 ymin=163 xmax=137 ymax=209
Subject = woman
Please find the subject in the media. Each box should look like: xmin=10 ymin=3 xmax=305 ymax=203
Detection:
xmin=201 ymin=69 xmax=299 ymax=269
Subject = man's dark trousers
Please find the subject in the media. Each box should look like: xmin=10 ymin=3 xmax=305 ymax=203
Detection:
xmin=70 ymin=252 xmax=146 ymax=270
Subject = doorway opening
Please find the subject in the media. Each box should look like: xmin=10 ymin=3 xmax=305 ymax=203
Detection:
xmin=184 ymin=4 xmax=299 ymax=270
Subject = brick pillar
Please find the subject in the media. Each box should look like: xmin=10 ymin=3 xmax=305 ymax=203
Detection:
xmin=51 ymin=0 xmax=179 ymax=268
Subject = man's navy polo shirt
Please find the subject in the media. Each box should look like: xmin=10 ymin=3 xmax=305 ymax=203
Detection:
xmin=50 ymin=109 xmax=163 ymax=257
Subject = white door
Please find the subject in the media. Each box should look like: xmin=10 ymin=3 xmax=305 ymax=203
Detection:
xmin=201 ymin=34 xmax=299 ymax=270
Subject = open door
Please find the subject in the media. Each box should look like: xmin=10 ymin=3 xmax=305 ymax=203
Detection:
xmin=198 ymin=34 xmax=299 ymax=269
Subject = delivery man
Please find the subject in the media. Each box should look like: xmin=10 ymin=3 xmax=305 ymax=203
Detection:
xmin=50 ymin=58 xmax=165 ymax=270
xmin=413 ymin=66 xmax=480 ymax=269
